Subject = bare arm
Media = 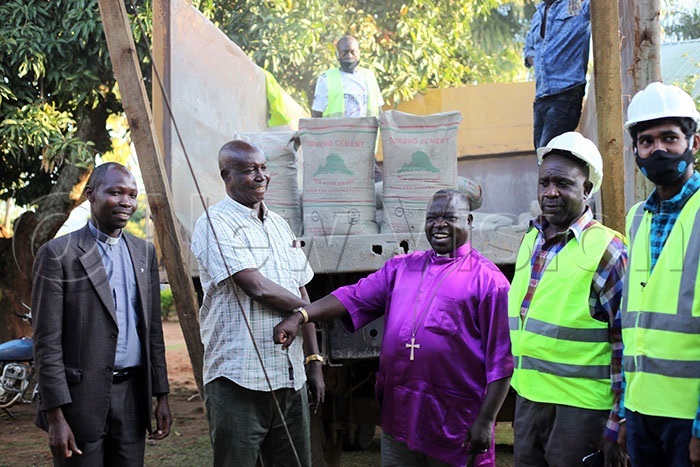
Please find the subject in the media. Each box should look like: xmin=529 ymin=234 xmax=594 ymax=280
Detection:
xmin=274 ymin=294 xmax=348 ymax=349
xmin=464 ymin=377 xmax=511 ymax=454
xmin=299 ymin=286 xmax=325 ymax=412
xmin=233 ymin=268 xmax=309 ymax=311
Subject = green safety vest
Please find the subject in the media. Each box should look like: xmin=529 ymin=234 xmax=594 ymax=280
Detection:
xmin=323 ymin=67 xmax=380 ymax=118
xmin=509 ymin=223 xmax=619 ymax=409
xmin=264 ymin=69 xmax=292 ymax=127
xmin=622 ymin=190 xmax=700 ymax=420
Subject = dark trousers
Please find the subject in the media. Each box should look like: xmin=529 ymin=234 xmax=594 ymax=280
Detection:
xmin=204 ymin=377 xmax=311 ymax=467
xmin=533 ymin=84 xmax=585 ymax=149
xmin=513 ymin=395 xmax=608 ymax=467
xmin=380 ymin=432 xmax=452 ymax=467
xmin=53 ymin=375 xmax=146 ymax=467
xmin=626 ymin=409 xmax=693 ymax=467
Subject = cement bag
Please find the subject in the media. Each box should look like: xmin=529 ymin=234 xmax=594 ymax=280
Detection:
xmin=380 ymin=110 xmax=461 ymax=233
xmin=234 ymin=131 xmax=303 ymax=236
xmin=457 ymin=176 xmax=483 ymax=211
xmin=298 ymin=117 xmax=379 ymax=236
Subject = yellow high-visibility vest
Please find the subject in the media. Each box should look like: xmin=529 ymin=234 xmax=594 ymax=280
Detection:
xmin=323 ymin=67 xmax=380 ymax=118
xmin=622 ymin=190 xmax=700 ymax=420
xmin=509 ymin=223 xmax=619 ymax=409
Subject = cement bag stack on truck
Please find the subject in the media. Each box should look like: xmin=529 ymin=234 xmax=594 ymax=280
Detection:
xmin=234 ymin=131 xmax=304 ymax=236
xmin=298 ymin=117 xmax=380 ymax=236
xmin=379 ymin=110 xmax=463 ymax=234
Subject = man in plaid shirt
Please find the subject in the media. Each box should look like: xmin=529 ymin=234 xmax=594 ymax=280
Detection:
xmin=509 ymin=132 xmax=628 ymax=467
xmin=191 ymin=140 xmax=324 ymax=466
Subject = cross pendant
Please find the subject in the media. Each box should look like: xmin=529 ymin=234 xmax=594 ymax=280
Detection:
xmin=406 ymin=336 xmax=420 ymax=361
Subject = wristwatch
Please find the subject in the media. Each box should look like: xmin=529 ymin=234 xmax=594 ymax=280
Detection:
xmin=293 ymin=306 xmax=309 ymax=324
xmin=304 ymin=354 xmax=324 ymax=365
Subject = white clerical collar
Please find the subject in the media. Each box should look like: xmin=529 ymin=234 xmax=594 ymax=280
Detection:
xmin=88 ymin=220 xmax=121 ymax=245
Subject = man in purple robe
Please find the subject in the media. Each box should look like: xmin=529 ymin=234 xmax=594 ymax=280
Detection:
xmin=274 ymin=189 xmax=513 ymax=466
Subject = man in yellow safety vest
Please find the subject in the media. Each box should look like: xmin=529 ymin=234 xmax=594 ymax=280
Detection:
xmin=618 ymin=81 xmax=700 ymax=467
xmin=311 ymin=35 xmax=383 ymax=119
xmin=509 ymin=131 xmax=628 ymax=466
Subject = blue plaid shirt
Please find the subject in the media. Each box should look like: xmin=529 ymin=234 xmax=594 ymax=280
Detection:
xmin=644 ymin=171 xmax=700 ymax=271
xmin=613 ymin=171 xmax=700 ymax=440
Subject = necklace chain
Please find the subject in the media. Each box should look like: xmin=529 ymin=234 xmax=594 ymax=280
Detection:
xmin=410 ymin=254 xmax=467 ymax=337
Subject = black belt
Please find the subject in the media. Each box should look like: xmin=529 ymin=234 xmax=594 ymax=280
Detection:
xmin=112 ymin=367 xmax=140 ymax=383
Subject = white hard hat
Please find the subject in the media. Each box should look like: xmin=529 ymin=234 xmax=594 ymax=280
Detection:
xmin=537 ymin=132 xmax=603 ymax=194
xmin=625 ymin=81 xmax=700 ymax=129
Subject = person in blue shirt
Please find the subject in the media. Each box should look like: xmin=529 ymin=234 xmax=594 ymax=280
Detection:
xmin=524 ymin=0 xmax=590 ymax=149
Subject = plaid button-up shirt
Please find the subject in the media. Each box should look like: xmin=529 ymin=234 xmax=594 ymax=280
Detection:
xmin=191 ymin=197 xmax=313 ymax=391
xmin=520 ymin=208 xmax=627 ymax=441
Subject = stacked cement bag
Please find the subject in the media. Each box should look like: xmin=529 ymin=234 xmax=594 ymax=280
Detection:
xmin=234 ymin=131 xmax=303 ymax=235
xmin=380 ymin=110 xmax=462 ymax=233
xmin=298 ymin=117 xmax=379 ymax=236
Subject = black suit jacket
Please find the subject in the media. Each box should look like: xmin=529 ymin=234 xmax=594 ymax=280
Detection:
xmin=32 ymin=224 xmax=169 ymax=442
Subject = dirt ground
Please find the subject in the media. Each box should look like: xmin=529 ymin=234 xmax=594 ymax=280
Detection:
xmin=0 ymin=320 xmax=514 ymax=466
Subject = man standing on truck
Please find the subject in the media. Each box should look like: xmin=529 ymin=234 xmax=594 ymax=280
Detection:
xmin=274 ymin=189 xmax=513 ymax=467
xmin=618 ymin=82 xmax=700 ymax=467
xmin=524 ymin=0 xmax=590 ymax=149
xmin=509 ymin=132 xmax=628 ymax=466
xmin=190 ymin=140 xmax=324 ymax=467
xmin=311 ymin=34 xmax=383 ymax=119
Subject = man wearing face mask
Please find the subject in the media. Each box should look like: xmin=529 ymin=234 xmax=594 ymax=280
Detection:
xmin=617 ymin=82 xmax=700 ymax=467
xmin=311 ymin=35 xmax=383 ymax=119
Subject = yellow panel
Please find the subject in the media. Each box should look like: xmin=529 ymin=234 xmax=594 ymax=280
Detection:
xmin=387 ymin=82 xmax=535 ymax=157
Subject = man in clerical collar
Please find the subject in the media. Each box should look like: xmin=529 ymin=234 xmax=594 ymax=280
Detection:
xmin=274 ymin=189 xmax=513 ymax=466
xmin=32 ymin=162 xmax=171 ymax=466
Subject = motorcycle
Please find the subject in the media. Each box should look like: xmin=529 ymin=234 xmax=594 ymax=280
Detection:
xmin=0 ymin=304 xmax=36 ymax=414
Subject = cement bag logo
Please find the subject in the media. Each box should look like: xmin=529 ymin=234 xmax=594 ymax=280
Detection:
xmin=397 ymin=151 xmax=440 ymax=181
xmin=313 ymin=153 xmax=355 ymax=185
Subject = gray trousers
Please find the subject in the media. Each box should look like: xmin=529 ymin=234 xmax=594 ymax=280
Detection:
xmin=204 ymin=377 xmax=310 ymax=467
xmin=53 ymin=375 xmax=146 ymax=467
xmin=513 ymin=395 xmax=608 ymax=467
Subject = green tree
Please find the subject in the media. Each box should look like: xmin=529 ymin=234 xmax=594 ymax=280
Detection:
xmin=664 ymin=0 xmax=700 ymax=41
xmin=0 ymin=0 xmax=530 ymax=340
xmin=0 ymin=0 xmax=149 ymax=341
xmin=197 ymin=0 xmax=534 ymax=107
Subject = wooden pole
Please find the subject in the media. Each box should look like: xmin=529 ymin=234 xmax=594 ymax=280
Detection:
xmin=632 ymin=0 xmax=662 ymax=203
xmin=591 ymin=1 xmax=627 ymax=234
xmin=97 ymin=0 xmax=204 ymax=396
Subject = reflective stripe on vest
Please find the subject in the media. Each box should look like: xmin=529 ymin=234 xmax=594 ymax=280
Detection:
xmin=509 ymin=223 xmax=616 ymax=409
xmin=622 ymin=190 xmax=700 ymax=419
xmin=323 ymin=67 xmax=378 ymax=118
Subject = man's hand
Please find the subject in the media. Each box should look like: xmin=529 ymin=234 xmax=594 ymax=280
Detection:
xmin=463 ymin=417 xmax=492 ymax=459
xmin=47 ymin=408 xmax=82 ymax=459
xmin=603 ymin=438 xmax=628 ymax=467
xmin=149 ymin=395 xmax=172 ymax=440
xmin=306 ymin=361 xmax=325 ymax=414
xmin=690 ymin=436 xmax=700 ymax=467
xmin=525 ymin=56 xmax=534 ymax=67
xmin=273 ymin=312 xmax=305 ymax=349
xmin=618 ymin=422 xmax=627 ymax=452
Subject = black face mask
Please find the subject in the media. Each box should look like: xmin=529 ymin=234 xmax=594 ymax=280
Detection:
xmin=339 ymin=59 xmax=359 ymax=73
xmin=635 ymin=143 xmax=695 ymax=186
